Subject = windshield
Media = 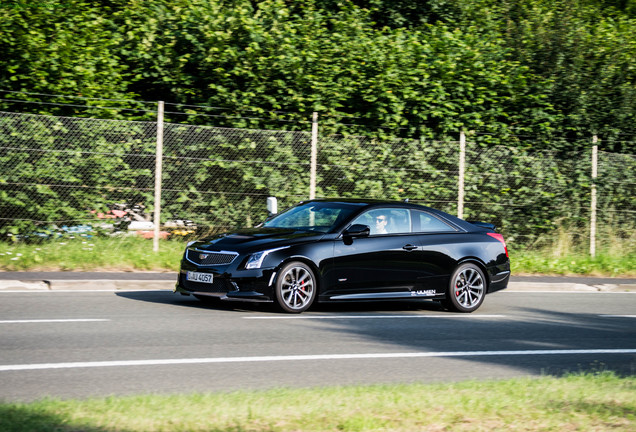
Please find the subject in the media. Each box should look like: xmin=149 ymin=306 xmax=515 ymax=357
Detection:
xmin=263 ymin=201 xmax=362 ymax=232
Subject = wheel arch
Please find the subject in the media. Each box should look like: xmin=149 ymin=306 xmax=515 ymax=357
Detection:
xmin=456 ymin=257 xmax=491 ymax=287
xmin=275 ymin=255 xmax=322 ymax=292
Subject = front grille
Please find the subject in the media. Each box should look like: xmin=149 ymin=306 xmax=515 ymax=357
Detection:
xmin=186 ymin=249 xmax=238 ymax=266
xmin=189 ymin=278 xmax=232 ymax=293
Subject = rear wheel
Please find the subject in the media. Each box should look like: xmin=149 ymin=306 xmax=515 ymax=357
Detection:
xmin=443 ymin=263 xmax=486 ymax=313
xmin=275 ymin=262 xmax=316 ymax=313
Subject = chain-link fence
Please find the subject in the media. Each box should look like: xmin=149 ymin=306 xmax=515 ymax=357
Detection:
xmin=161 ymin=122 xmax=312 ymax=231
xmin=464 ymin=146 xmax=592 ymax=246
xmin=0 ymin=110 xmax=634 ymax=252
xmin=318 ymin=135 xmax=459 ymax=210
xmin=596 ymin=150 xmax=636 ymax=247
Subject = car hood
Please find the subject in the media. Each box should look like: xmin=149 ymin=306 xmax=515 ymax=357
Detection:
xmin=189 ymin=228 xmax=325 ymax=253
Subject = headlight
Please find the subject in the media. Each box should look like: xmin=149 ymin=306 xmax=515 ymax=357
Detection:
xmin=245 ymin=246 xmax=289 ymax=269
xmin=245 ymin=251 xmax=266 ymax=269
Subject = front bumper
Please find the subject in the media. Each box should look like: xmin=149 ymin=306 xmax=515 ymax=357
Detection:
xmin=174 ymin=267 xmax=277 ymax=303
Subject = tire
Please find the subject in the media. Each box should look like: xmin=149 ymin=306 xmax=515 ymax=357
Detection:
xmin=444 ymin=263 xmax=487 ymax=313
xmin=275 ymin=262 xmax=317 ymax=313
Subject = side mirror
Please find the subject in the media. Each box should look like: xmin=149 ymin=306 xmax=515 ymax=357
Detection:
xmin=266 ymin=197 xmax=278 ymax=216
xmin=343 ymin=224 xmax=370 ymax=238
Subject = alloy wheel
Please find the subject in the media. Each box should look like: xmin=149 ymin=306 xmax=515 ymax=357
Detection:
xmin=277 ymin=263 xmax=316 ymax=312
xmin=453 ymin=266 xmax=485 ymax=309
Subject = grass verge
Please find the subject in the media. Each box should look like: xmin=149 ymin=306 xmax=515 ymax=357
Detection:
xmin=0 ymin=372 xmax=634 ymax=431
xmin=512 ymin=248 xmax=636 ymax=277
xmin=0 ymin=237 xmax=183 ymax=272
xmin=0 ymin=236 xmax=634 ymax=276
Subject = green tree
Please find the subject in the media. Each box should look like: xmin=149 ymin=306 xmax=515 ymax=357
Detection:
xmin=0 ymin=0 xmax=134 ymax=117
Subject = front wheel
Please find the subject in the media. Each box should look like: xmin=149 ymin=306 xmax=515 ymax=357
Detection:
xmin=443 ymin=263 xmax=486 ymax=313
xmin=275 ymin=262 xmax=317 ymax=313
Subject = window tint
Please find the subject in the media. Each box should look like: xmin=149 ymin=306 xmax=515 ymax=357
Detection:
xmin=350 ymin=208 xmax=411 ymax=235
xmin=413 ymin=211 xmax=455 ymax=233
xmin=264 ymin=202 xmax=360 ymax=232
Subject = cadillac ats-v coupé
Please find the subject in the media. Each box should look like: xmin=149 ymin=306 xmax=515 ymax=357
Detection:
xmin=175 ymin=199 xmax=510 ymax=313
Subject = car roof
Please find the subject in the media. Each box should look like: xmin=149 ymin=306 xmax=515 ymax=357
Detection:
xmin=301 ymin=198 xmax=438 ymax=212
xmin=300 ymin=198 xmax=483 ymax=232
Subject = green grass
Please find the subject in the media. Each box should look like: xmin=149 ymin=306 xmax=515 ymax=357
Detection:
xmin=0 ymin=236 xmax=184 ymax=272
xmin=0 ymin=236 xmax=634 ymax=277
xmin=0 ymin=373 xmax=634 ymax=431
xmin=508 ymin=223 xmax=636 ymax=277
xmin=511 ymin=248 xmax=636 ymax=277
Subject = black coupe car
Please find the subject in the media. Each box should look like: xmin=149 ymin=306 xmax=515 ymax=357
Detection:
xmin=175 ymin=199 xmax=510 ymax=313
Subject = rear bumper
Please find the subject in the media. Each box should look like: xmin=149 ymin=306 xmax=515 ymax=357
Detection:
xmin=488 ymin=270 xmax=510 ymax=293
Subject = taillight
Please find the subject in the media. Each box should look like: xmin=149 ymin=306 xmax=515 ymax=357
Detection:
xmin=486 ymin=232 xmax=509 ymax=257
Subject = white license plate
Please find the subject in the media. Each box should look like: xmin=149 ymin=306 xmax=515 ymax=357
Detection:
xmin=187 ymin=271 xmax=214 ymax=284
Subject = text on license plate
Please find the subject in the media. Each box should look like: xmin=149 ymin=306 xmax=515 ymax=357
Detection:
xmin=187 ymin=271 xmax=214 ymax=284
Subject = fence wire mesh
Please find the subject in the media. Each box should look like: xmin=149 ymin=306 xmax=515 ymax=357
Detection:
xmin=464 ymin=146 xmax=593 ymax=247
xmin=161 ymin=123 xmax=312 ymax=232
xmin=318 ymin=136 xmax=459 ymax=213
xmin=596 ymin=151 xmax=636 ymax=250
xmin=0 ymin=111 xmax=634 ymax=251
xmin=0 ymin=112 xmax=157 ymax=239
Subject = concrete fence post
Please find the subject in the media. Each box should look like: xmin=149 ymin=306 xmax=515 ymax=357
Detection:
xmin=458 ymin=131 xmax=466 ymax=219
xmin=590 ymin=136 xmax=598 ymax=257
xmin=309 ymin=111 xmax=318 ymax=200
xmin=153 ymin=101 xmax=164 ymax=253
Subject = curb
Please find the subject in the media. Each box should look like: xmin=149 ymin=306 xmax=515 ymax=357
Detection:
xmin=507 ymin=282 xmax=636 ymax=292
xmin=0 ymin=279 xmax=176 ymax=291
xmin=0 ymin=280 xmax=633 ymax=292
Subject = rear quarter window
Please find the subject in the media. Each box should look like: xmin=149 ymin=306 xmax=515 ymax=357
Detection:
xmin=412 ymin=210 xmax=457 ymax=233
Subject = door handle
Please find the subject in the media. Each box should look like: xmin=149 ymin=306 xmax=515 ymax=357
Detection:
xmin=402 ymin=244 xmax=418 ymax=251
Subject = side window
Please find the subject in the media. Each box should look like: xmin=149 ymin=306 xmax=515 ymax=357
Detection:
xmin=413 ymin=210 xmax=456 ymax=233
xmin=350 ymin=208 xmax=411 ymax=235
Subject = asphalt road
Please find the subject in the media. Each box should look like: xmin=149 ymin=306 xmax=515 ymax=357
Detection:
xmin=1 ymin=289 xmax=635 ymax=401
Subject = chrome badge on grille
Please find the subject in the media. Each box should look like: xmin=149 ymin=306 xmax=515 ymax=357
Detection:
xmin=199 ymin=253 xmax=209 ymax=260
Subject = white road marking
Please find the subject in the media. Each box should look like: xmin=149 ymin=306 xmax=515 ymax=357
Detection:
xmin=599 ymin=315 xmax=636 ymax=318
xmin=0 ymin=289 xmax=633 ymax=294
xmin=501 ymin=291 xmax=636 ymax=294
xmin=1 ymin=349 xmax=634 ymax=372
xmin=0 ymin=289 xmax=165 ymax=293
xmin=244 ymin=314 xmax=507 ymax=320
xmin=0 ymin=319 xmax=109 ymax=324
